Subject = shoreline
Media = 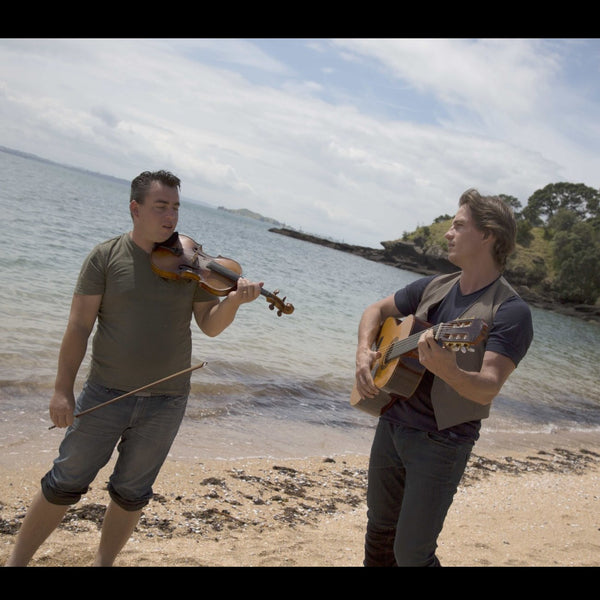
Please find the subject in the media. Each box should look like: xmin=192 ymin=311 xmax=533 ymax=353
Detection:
xmin=1 ymin=432 xmax=599 ymax=567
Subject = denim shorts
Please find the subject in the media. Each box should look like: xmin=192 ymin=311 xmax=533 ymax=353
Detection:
xmin=41 ymin=381 xmax=188 ymax=511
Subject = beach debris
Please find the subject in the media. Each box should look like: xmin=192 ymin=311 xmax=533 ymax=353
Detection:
xmin=1 ymin=449 xmax=598 ymax=545
xmin=462 ymin=447 xmax=600 ymax=485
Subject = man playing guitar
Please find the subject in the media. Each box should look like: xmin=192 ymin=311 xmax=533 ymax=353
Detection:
xmin=354 ymin=189 xmax=533 ymax=567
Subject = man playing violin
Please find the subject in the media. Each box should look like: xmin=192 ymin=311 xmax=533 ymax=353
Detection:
xmin=6 ymin=170 xmax=263 ymax=567
xmin=354 ymin=189 xmax=533 ymax=567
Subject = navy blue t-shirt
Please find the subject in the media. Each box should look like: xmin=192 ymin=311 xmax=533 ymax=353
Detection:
xmin=382 ymin=275 xmax=533 ymax=441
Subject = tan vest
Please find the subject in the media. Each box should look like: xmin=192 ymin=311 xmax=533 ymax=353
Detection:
xmin=415 ymin=272 xmax=518 ymax=430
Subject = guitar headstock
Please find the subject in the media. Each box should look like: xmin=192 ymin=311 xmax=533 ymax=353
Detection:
xmin=266 ymin=289 xmax=295 ymax=317
xmin=437 ymin=318 xmax=488 ymax=352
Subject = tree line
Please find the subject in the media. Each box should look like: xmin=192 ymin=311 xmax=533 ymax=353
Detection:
xmin=502 ymin=183 xmax=599 ymax=305
xmin=408 ymin=182 xmax=600 ymax=306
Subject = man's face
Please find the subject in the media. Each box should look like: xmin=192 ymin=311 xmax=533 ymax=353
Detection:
xmin=444 ymin=205 xmax=489 ymax=267
xmin=131 ymin=181 xmax=180 ymax=244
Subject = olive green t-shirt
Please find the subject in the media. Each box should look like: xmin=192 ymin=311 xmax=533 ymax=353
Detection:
xmin=75 ymin=233 xmax=215 ymax=394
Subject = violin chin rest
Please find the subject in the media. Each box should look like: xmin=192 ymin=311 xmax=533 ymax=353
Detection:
xmin=154 ymin=231 xmax=183 ymax=255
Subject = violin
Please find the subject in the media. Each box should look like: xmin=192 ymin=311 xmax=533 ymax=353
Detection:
xmin=151 ymin=233 xmax=294 ymax=317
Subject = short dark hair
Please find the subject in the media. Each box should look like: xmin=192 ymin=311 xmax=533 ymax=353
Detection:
xmin=459 ymin=188 xmax=516 ymax=270
xmin=130 ymin=170 xmax=181 ymax=204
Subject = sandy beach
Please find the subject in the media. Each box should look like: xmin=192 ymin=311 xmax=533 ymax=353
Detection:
xmin=1 ymin=430 xmax=599 ymax=568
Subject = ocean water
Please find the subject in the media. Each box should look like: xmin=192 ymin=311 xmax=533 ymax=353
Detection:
xmin=1 ymin=149 xmax=599 ymax=462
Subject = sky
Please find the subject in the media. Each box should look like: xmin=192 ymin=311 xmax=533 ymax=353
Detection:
xmin=1 ymin=38 xmax=599 ymax=247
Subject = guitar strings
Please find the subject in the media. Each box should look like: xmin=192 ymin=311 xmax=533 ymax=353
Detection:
xmin=378 ymin=326 xmax=437 ymax=358
xmin=376 ymin=323 xmax=474 ymax=360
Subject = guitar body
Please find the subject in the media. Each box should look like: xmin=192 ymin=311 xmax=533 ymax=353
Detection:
xmin=350 ymin=315 xmax=428 ymax=417
xmin=350 ymin=314 xmax=488 ymax=417
xmin=349 ymin=386 xmax=395 ymax=417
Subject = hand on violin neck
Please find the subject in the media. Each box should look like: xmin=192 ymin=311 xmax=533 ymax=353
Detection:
xmin=230 ymin=278 xmax=264 ymax=305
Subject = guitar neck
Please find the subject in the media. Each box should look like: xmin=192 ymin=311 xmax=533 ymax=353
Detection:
xmin=386 ymin=323 xmax=441 ymax=361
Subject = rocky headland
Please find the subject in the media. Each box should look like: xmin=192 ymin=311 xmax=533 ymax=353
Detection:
xmin=269 ymin=227 xmax=600 ymax=323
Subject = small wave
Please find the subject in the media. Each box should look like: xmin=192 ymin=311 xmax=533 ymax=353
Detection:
xmin=493 ymin=393 xmax=600 ymax=428
xmin=483 ymin=420 xmax=600 ymax=435
xmin=186 ymin=371 xmax=378 ymax=434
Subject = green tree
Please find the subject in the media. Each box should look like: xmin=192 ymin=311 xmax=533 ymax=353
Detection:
xmin=499 ymin=194 xmax=523 ymax=219
xmin=522 ymin=182 xmax=600 ymax=226
xmin=516 ymin=219 xmax=534 ymax=246
xmin=552 ymin=220 xmax=600 ymax=304
xmin=548 ymin=208 xmax=579 ymax=233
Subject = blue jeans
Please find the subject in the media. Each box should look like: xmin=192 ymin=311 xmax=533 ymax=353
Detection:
xmin=364 ymin=419 xmax=474 ymax=567
xmin=41 ymin=381 xmax=188 ymax=511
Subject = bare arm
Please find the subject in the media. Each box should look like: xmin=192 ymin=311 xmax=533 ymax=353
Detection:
xmin=49 ymin=294 xmax=101 ymax=428
xmin=193 ymin=277 xmax=263 ymax=338
xmin=417 ymin=328 xmax=516 ymax=405
xmin=355 ymin=294 xmax=401 ymax=399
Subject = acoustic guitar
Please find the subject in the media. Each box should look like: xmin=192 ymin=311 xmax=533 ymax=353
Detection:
xmin=350 ymin=315 xmax=488 ymax=416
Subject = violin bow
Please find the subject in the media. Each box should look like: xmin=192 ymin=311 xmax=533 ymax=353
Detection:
xmin=48 ymin=362 xmax=207 ymax=430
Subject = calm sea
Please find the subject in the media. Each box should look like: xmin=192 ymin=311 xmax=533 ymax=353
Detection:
xmin=1 ymin=150 xmax=599 ymax=462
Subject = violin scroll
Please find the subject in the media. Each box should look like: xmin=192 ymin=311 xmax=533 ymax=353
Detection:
xmin=266 ymin=289 xmax=294 ymax=317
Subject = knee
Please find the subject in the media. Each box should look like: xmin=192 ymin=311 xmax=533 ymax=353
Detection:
xmin=40 ymin=472 xmax=87 ymax=506
xmin=107 ymin=482 xmax=152 ymax=511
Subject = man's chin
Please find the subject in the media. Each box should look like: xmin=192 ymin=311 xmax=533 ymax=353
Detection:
xmin=159 ymin=230 xmax=177 ymax=242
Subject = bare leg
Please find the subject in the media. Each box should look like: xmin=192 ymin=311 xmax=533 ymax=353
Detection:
xmin=5 ymin=490 xmax=69 ymax=566
xmin=93 ymin=500 xmax=142 ymax=566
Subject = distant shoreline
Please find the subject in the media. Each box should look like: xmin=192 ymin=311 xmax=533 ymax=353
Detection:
xmin=0 ymin=145 xmax=128 ymax=186
xmin=217 ymin=206 xmax=284 ymax=227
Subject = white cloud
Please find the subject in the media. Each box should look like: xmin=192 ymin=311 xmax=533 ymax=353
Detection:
xmin=0 ymin=37 xmax=598 ymax=247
